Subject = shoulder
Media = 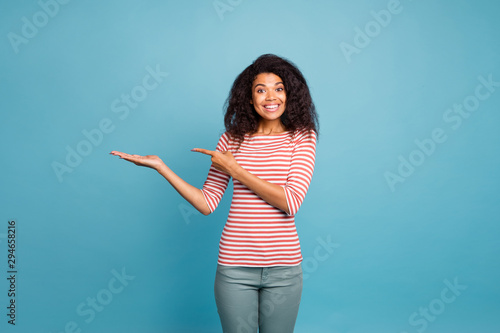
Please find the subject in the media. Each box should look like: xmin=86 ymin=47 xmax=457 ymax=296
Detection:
xmin=220 ymin=131 xmax=231 ymax=141
xmin=217 ymin=131 xmax=243 ymax=152
xmin=213 ymin=131 xmax=231 ymax=150
xmin=291 ymin=128 xmax=317 ymax=145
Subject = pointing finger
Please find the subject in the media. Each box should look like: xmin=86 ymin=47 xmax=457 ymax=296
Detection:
xmin=191 ymin=148 xmax=215 ymax=156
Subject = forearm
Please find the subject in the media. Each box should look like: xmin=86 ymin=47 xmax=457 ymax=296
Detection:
xmin=156 ymin=164 xmax=211 ymax=215
xmin=232 ymin=166 xmax=290 ymax=215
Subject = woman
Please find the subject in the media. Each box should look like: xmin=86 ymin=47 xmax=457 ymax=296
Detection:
xmin=110 ymin=54 xmax=318 ymax=333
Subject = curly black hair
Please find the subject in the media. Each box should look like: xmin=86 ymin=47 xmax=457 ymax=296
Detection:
xmin=223 ymin=54 xmax=319 ymax=143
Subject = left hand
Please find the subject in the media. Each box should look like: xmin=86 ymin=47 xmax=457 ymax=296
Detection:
xmin=191 ymin=148 xmax=239 ymax=177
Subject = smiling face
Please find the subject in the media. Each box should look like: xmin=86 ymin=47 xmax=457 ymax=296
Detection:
xmin=250 ymin=72 xmax=287 ymax=123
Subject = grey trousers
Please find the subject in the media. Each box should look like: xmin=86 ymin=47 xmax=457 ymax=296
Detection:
xmin=214 ymin=264 xmax=303 ymax=333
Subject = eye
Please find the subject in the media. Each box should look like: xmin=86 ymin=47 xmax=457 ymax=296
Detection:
xmin=276 ymin=87 xmax=284 ymax=92
xmin=257 ymin=88 xmax=265 ymax=93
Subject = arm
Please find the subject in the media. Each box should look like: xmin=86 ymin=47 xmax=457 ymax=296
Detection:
xmin=156 ymin=163 xmax=211 ymax=215
xmin=281 ymin=131 xmax=317 ymax=215
xmin=192 ymin=129 xmax=317 ymax=215
xmin=109 ymin=152 xmax=211 ymax=215
xmin=232 ymin=165 xmax=291 ymax=214
xmin=191 ymin=149 xmax=290 ymax=213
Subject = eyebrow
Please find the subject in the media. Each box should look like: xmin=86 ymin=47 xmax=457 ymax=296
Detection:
xmin=254 ymin=81 xmax=284 ymax=89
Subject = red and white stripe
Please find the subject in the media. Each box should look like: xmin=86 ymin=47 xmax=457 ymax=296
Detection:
xmin=201 ymin=129 xmax=317 ymax=267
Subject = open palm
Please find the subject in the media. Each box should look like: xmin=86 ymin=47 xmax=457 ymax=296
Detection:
xmin=109 ymin=151 xmax=164 ymax=170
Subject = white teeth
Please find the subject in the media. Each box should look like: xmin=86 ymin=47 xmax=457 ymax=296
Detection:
xmin=265 ymin=105 xmax=278 ymax=110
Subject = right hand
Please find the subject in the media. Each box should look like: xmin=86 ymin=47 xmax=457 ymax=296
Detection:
xmin=110 ymin=151 xmax=165 ymax=171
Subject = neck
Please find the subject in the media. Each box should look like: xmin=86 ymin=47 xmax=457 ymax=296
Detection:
xmin=255 ymin=119 xmax=286 ymax=135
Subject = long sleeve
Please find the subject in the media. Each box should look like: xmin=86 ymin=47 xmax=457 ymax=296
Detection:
xmin=201 ymin=132 xmax=232 ymax=213
xmin=214 ymin=129 xmax=317 ymax=266
xmin=282 ymin=130 xmax=317 ymax=216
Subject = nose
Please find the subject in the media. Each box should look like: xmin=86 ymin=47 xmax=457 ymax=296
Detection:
xmin=266 ymin=90 xmax=276 ymax=100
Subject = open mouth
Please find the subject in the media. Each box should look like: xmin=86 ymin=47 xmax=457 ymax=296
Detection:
xmin=263 ymin=104 xmax=280 ymax=112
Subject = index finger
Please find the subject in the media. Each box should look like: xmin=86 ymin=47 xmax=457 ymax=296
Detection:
xmin=191 ymin=148 xmax=215 ymax=156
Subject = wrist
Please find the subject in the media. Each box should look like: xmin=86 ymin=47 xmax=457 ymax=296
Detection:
xmin=156 ymin=162 xmax=169 ymax=174
xmin=229 ymin=163 xmax=243 ymax=180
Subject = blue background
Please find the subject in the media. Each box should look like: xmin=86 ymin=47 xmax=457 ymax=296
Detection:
xmin=1 ymin=0 xmax=499 ymax=332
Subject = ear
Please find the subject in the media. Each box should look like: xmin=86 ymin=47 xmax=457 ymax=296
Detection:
xmin=250 ymin=100 xmax=253 ymax=104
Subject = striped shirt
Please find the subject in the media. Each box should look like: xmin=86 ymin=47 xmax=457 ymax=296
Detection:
xmin=201 ymin=129 xmax=317 ymax=267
